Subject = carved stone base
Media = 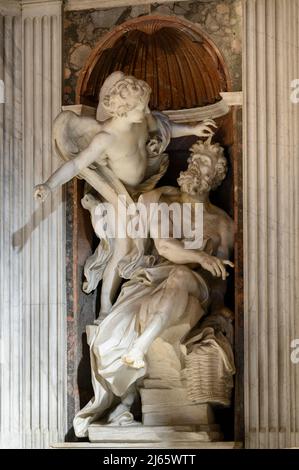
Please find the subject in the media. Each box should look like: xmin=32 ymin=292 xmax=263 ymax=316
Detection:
xmin=88 ymin=424 xmax=223 ymax=445
xmin=52 ymin=441 xmax=241 ymax=449
xmin=140 ymin=388 xmax=215 ymax=427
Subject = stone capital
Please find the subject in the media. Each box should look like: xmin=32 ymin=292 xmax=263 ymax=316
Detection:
xmin=0 ymin=1 xmax=21 ymax=15
xmin=21 ymin=0 xmax=63 ymax=17
xmin=0 ymin=0 xmax=64 ymax=16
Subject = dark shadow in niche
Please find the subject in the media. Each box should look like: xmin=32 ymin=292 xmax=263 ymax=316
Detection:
xmin=77 ymin=233 xmax=98 ymax=411
xmin=64 ymin=332 xmax=94 ymax=442
xmin=78 ymin=332 xmax=94 ymax=410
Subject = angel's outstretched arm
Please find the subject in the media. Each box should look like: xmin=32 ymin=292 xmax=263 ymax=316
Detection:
xmin=34 ymin=131 xmax=112 ymax=202
xmin=147 ymin=112 xmax=217 ymax=139
xmin=170 ymin=119 xmax=217 ymax=138
xmin=146 ymin=111 xmax=159 ymax=133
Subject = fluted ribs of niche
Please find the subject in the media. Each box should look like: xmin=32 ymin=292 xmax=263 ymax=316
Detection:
xmin=78 ymin=16 xmax=229 ymax=110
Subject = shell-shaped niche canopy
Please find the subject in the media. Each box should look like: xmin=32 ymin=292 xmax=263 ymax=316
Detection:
xmin=76 ymin=15 xmax=231 ymax=111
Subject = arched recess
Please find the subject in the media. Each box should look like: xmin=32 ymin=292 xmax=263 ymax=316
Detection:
xmin=76 ymin=15 xmax=231 ymax=110
xmin=69 ymin=15 xmax=243 ymax=445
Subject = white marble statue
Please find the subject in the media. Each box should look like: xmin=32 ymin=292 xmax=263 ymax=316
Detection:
xmin=73 ymin=138 xmax=235 ymax=438
xmin=34 ymin=71 xmax=217 ymax=321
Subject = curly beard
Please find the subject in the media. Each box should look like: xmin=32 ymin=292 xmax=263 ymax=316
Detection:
xmin=177 ymin=171 xmax=212 ymax=196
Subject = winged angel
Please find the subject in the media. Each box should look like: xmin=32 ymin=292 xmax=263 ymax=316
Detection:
xmin=34 ymin=71 xmax=216 ymax=321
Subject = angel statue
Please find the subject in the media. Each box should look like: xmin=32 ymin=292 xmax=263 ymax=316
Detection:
xmin=34 ymin=71 xmax=216 ymax=321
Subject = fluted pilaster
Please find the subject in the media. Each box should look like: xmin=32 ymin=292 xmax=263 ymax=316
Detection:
xmin=0 ymin=2 xmax=22 ymax=450
xmin=243 ymin=0 xmax=299 ymax=448
xmin=0 ymin=0 xmax=66 ymax=449
xmin=21 ymin=0 xmax=66 ymax=449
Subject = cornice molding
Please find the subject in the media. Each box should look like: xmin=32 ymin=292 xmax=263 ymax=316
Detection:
xmin=65 ymin=0 xmax=190 ymax=12
xmin=62 ymin=99 xmax=232 ymax=124
xmin=21 ymin=0 xmax=62 ymax=3
xmin=0 ymin=0 xmax=193 ymax=15
xmin=220 ymin=91 xmax=243 ymax=107
xmin=164 ymin=99 xmax=231 ymax=123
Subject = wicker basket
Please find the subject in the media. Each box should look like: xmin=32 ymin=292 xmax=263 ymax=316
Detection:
xmin=183 ymin=327 xmax=235 ymax=407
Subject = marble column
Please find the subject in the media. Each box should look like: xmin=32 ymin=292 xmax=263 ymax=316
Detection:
xmin=0 ymin=0 xmax=66 ymax=448
xmin=243 ymin=0 xmax=299 ymax=448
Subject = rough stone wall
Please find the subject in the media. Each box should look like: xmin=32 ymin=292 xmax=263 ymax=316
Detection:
xmin=63 ymin=0 xmax=242 ymax=105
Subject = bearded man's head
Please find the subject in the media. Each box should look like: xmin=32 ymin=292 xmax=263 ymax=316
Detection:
xmin=177 ymin=138 xmax=227 ymax=196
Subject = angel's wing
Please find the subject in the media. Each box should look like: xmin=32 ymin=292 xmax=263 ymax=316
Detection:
xmin=53 ymin=110 xmax=134 ymax=207
xmin=53 ymin=110 xmax=102 ymax=157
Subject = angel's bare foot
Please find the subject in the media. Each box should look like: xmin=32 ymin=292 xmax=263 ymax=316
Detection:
xmin=107 ymin=403 xmax=135 ymax=426
xmin=122 ymin=346 xmax=145 ymax=369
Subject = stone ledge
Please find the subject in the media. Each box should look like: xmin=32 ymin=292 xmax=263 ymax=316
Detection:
xmin=51 ymin=441 xmax=242 ymax=449
xmin=88 ymin=424 xmax=222 ymax=444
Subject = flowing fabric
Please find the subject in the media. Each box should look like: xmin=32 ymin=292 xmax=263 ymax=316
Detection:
xmin=73 ymin=261 xmax=210 ymax=437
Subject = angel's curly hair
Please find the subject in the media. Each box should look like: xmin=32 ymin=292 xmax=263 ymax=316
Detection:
xmin=102 ymin=76 xmax=151 ymax=117
xmin=177 ymin=138 xmax=227 ymax=195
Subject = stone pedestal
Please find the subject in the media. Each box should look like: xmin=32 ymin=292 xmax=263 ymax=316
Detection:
xmin=140 ymin=388 xmax=215 ymax=427
xmin=86 ymin=349 xmax=222 ymax=446
xmin=88 ymin=424 xmax=222 ymax=447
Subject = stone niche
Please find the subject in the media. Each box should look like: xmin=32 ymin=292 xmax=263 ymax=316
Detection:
xmin=64 ymin=6 xmax=243 ymax=445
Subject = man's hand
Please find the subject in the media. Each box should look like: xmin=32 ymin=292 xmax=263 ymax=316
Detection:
xmin=197 ymin=251 xmax=234 ymax=280
xmin=34 ymin=183 xmax=51 ymax=202
xmin=193 ymin=119 xmax=217 ymax=138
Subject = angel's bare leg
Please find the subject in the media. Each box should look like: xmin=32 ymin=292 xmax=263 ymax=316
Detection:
xmin=107 ymin=385 xmax=137 ymax=424
xmin=122 ymin=311 xmax=174 ymax=369
xmin=122 ymin=266 xmax=202 ymax=369
xmin=98 ymin=237 xmax=132 ymax=321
